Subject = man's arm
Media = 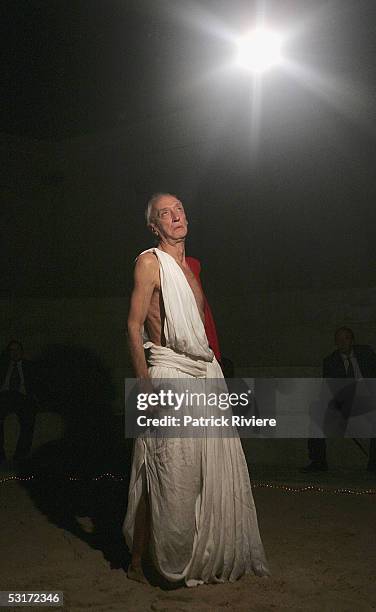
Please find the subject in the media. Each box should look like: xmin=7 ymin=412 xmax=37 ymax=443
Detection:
xmin=322 ymin=355 xmax=330 ymax=378
xmin=25 ymin=360 xmax=42 ymax=405
xmin=363 ymin=345 xmax=376 ymax=376
xmin=127 ymin=253 xmax=158 ymax=379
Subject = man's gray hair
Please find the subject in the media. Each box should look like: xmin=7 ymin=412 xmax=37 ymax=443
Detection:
xmin=145 ymin=192 xmax=173 ymax=226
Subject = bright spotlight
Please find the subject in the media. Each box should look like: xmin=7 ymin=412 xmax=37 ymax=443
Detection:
xmin=236 ymin=28 xmax=282 ymax=73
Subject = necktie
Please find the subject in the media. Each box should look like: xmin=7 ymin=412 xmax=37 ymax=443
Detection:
xmin=346 ymin=357 xmax=355 ymax=378
xmin=9 ymin=363 xmax=21 ymax=391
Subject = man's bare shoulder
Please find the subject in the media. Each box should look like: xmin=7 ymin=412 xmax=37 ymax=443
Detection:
xmin=136 ymin=251 xmax=159 ymax=268
xmin=134 ymin=251 xmax=159 ymax=282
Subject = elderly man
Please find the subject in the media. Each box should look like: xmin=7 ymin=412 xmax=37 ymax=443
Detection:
xmin=123 ymin=193 xmax=269 ymax=585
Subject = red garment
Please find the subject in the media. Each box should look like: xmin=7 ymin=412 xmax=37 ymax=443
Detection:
xmin=186 ymin=257 xmax=221 ymax=363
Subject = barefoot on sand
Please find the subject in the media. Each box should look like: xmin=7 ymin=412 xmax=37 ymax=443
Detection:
xmin=127 ymin=564 xmax=148 ymax=584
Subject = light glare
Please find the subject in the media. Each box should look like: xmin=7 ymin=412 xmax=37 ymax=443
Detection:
xmin=236 ymin=29 xmax=282 ymax=73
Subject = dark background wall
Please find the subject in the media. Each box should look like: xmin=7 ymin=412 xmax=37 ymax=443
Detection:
xmin=1 ymin=0 xmax=376 ymax=406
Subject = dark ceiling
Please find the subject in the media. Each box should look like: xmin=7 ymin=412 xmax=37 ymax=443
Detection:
xmin=1 ymin=1 xmax=376 ymax=297
xmin=2 ymin=0 xmax=246 ymax=140
xmin=4 ymin=0 xmax=375 ymax=141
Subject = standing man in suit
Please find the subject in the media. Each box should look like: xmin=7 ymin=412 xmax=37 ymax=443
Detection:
xmin=0 ymin=340 xmax=39 ymax=464
xmin=303 ymin=327 xmax=376 ymax=472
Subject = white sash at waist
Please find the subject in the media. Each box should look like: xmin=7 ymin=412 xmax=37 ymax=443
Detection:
xmin=144 ymin=342 xmax=211 ymax=377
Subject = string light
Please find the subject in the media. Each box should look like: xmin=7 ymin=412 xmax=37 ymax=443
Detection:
xmin=0 ymin=473 xmax=374 ymax=495
xmin=252 ymin=481 xmax=376 ymax=496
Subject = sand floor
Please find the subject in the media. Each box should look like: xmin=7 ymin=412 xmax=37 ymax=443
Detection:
xmin=0 ymin=464 xmax=375 ymax=612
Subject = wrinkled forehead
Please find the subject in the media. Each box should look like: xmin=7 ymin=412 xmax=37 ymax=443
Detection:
xmin=153 ymin=194 xmax=182 ymax=213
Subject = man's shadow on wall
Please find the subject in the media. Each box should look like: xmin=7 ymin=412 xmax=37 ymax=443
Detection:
xmin=17 ymin=343 xmax=133 ymax=571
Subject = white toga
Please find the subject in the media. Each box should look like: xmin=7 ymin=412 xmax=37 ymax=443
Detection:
xmin=123 ymin=247 xmax=269 ymax=585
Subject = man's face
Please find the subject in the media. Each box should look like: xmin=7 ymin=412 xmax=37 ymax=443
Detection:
xmin=151 ymin=195 xmax=188 ymax=242
xmin=8 ymin=343 xmax=23 ymax=362
xmin=335 ymin=330 xmax=354 ymax=355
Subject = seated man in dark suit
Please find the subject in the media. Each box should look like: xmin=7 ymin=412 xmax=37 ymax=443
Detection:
xmin=303 ymin=327 xmax=376 ymax=473
xmin=0 ymin=340 xmax=39 ymax=464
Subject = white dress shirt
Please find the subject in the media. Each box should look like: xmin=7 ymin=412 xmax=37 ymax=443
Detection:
xmin=340 ymin=351 xmax=363 ymax=381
